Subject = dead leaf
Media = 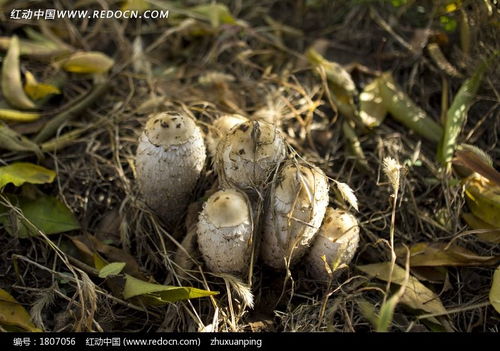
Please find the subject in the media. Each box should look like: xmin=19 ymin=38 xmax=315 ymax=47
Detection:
xmin=395 ymin=242 xmax=500 ymax=267
xmin=410 ymin=266 xmax=448 ymax=283
xmin=69 ymin=234 xmax=145 ymax=280
xmin=61 ymin=51 xmax=114 ymax=74
xmin=24 ymin=71 xmax=61 ymax=100
xmin=0 ymin=289 xmax=42 ymax=332
xmin=489 ymin=266 xmax=500 ymax=313
xmin=464 ymin=174 xmax=500 ymax=228
xmin=1 ymin=36 xmax=36 ymax=109
xmin=462 ymin=213 xmax=500 ymax=244
xmin=357 ymin=262 xmax=448 ymax=318
xmin=0 ymin=109 xmax=41 ymax=123
xmin=453 ymin=146 xmax=500 ymax=186
xmin=333 ymin=180 xmax=359 ymax=211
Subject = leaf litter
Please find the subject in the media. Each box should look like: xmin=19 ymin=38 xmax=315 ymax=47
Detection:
xmin=0 ymin=0 xmax=498 ymax=332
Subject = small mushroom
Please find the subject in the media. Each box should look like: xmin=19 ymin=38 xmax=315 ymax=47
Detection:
xmin=206 ymin=114 xmax=248 ymax=157
xmin=197 ymin=189 xmax=253 ymax=274
xmin=261 ymin=163 xmax=329 ymax=269
xmin=135 ymin=112 xmax=206 ymax=223
xmin=307 ymin=207 xmax=360 ymax=281
xmin=217 ymin=120 xmax=286 ymax=191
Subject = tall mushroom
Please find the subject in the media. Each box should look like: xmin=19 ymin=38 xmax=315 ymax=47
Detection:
xmin=197 ymin=189 xmax=253 ymax=274
xmin=261 ymin=163 xmax=329 ymax=269
xmin=135 ymin=111 xmax=206 ymax=224
xmin=307 ymin=207 xmax=360 ymax=281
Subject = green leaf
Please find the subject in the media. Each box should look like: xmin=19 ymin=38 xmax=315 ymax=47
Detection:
xmin=123 ymin=274 xmax=218 ymax=304
xmin=0 ymin=195 xmax=80 ymax=238
xmin=376 ymin=294 xmax=399 ymax=332
xmin=377 ymin=73 xmax=443 ymax=143
xmin=490 ymin=266 xmax=500 ymax=314
xmin=0 ymin=124 xmax=42 ymax=155
xmin=190 ymin=3 xmax=236 ymax=28
xmin=438 ymin=53 xmax=498 ymax=167
xmin=93 ymin=252 xmax=108 ymax=271
xmin=359 ymin=78 xmax=387 ymax=128
xmin=0 ymin=289 xmax=42 ymax=332
xmin=98 ymin=262 xmax=126 ymax=278
xmin=0 ymin=163 xmax=55 ymax=189
xmin=342 ymin=121 xmax=371 ymax=172
xmin=356 ymin=298 xmax=378 ymax=327
xmin=120 ymin=0 xmax=149 ymax=12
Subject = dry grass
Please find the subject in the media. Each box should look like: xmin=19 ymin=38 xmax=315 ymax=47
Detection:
xmin=0 ymin=0 xmax=499 ymax=332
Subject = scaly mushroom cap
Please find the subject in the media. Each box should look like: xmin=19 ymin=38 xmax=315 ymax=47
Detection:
xmin=135 ymin=112 xmax=206 ymax=223
xmin=261 ymin=163 xmax=329 ymax=269
xmin=144 ymin=112 xmax=199 ymax=148
xmin=307 ymin=207 xmax=360 ymax=281
xmin=217 ymin=120 xmax=286 ymax=190
xmin=197 ymin=189 xmax=253 ymax=274
xmin=206 ymin=114 xmax=248 ymax=157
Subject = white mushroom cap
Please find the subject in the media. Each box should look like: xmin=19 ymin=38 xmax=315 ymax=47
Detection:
xmin=206 ymin=114 xmax=248 ymax=157
xmin=197 ymin=189 xmax=253 ymax=274
xmin=261 ymin=163 xmax=329 ymax=269
xmin=135 ymin=112 xmax=206 ymax=223
xmin=217 ymin=120 xmax=286 ymax=190
xmin=144 ymin=112 xmax=199 ymax=148
xmin=307 ymin=207 xmax=360 ymax=281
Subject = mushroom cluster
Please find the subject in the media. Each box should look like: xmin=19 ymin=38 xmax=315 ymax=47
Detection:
xmin=135 ymin=110 xmax=359 ymax=282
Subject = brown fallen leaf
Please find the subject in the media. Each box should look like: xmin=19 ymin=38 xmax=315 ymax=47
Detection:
xmin=357 ymin=262 xmax=448 ymax=319
xmin=1 ymin=36 xmax=37 ymax=110
xmin=69 ymin=234 xmax=145 ymax=280
xmin=464 ymin=174 xmax=500 ymax=228
xmin=95 ymin=209 xmax=122 ymax=244
xmin=453 ymin=146 xmax=500 ymax=186
xmin=490 ymin=266 xmax=500 ymax=313
xmin=462 ymin=213 xmax=500 ymax=244
xmin=395 ymin=242 xmax=500 ymax=267
xmin=60 ymin=51 xmax=114 ymax=74
xmin=0 ymin=289 xmax=42 ymax=332
xmin=410 ymin=266 xmax=448 ymax=283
